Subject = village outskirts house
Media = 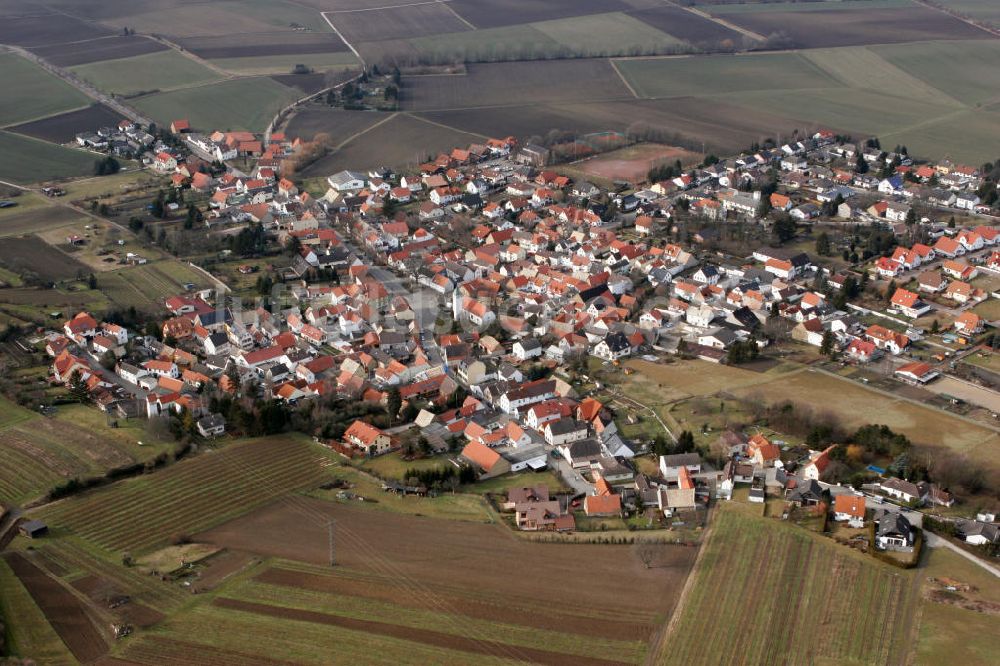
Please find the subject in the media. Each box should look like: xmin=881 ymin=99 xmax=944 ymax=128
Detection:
xmin=344 ymin=420 xmax=392 ymax=456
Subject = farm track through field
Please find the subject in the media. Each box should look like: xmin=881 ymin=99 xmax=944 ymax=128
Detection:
xmin=213 ymin=597 xmax=633 ymax=666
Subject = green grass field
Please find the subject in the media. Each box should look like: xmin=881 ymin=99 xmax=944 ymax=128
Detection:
xmin=871 ymin=40 xmax=1000 ymax=106
xmin=0 ymin=53 xmax=90 ymax=127
xmin=210 ymin=52 xmax=359 ymax=76
xmin=70 ymin=50 xmax=223 ymax=96
xmin=915 ymin=546 xmax=1000 ymax=665
xmin=660 ymin=505 xmax=917 ymax=665
xmin=0 ymin=131 xmax=97 ymax=184
xmin=35 ymin=435 xmax=335 ymax=554
xmin=98 ymin=261 xmax=207 ymax=311
xmin=532 ymin=12 xmax=684 ymax=56
xmin=0 ymin=403 xmax=176 ymax=506
xmin=132 ymin=77 xmax=300 ymax=132
xmin=0 ymin=558 xmax=76 ymax=666
xmin=614 ymin=52 xmax=838 ymax=98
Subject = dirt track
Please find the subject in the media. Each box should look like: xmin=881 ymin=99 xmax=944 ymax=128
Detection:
xmin=4 ymin=551 xmax=108 ymax=663
xmin=214 ymin=597 xmax=631 ymax=666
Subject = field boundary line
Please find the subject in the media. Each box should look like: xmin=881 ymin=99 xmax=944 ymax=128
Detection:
xmin=608 ymin=58 xmax=640 ymax=99
xmin=912 ymin=0 xmax=1000 ymax=38
xmin=646 ymin=507 xmax=711 ymax=665
xmin=404 ymin=112 xmax=490 ymax=140
xmin=324 ymin=0 xmax=455 ymax=13
xmin=0 ymin=102 xmax=94 ymax=131
xmin=660 ymin=0 xmax=766 ymax=42
xmin=335 ymin=111 xmax=399 ymax=150
xmin=142 ymin=34 xmax=233 ymax=78
xmin=320 ymin=12 xmax=365 ymax=65
xmin=438 ymin=0 xmax=476 ymax=30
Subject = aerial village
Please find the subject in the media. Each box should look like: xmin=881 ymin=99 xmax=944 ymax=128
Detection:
xmin=46 ymin=116 xmax=1000 ymax=552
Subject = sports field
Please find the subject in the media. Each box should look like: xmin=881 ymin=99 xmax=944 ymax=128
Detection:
xmin=70 ymin=50 xmax=223 ymax=96
xmin=659 ymin=505 xmax=918 ymax=665
xmin=0 ymin=52 xmax=90 ymax=127
xmin=132 ymin=77 xmax=301 ymax=132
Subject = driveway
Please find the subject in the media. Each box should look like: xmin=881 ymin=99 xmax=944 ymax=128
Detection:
xmin=549 ymin=453 xmax=594 ymax=496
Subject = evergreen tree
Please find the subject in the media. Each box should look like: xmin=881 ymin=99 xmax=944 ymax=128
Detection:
xmin=68 ymin=369 xmax=90 ymax=404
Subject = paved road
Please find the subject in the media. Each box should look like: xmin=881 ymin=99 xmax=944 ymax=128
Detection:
xmin=924 ymin=531 xmax=1000 ymax=578
xmin=549 ymin=453 xmax=594 ymax=496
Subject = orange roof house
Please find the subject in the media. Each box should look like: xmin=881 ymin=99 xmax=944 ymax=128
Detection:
xmin=460 ymin=441 xmax=511 ymax=479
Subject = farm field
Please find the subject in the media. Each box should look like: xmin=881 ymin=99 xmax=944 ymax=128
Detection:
xmin=0 ymin=557 xmax=78 ymax=666
xmin=915 ymin=546 xmax=1000 ymax=665
xmin=96 ymin=262 xmax=209 ymax=311
xmin=330 ymin=2 xmax=472 ymax=44
xmin=187 ymin=498 xmax=695 ymax=664
xmin=9 ymin=103 xmax=126 ymax=144
xmin=0 ymin=52 xmax=90 ymax=127
xmin=938 ymin=0 xmax=1000 ymax=25
xmin=209 ymin=52 xmax=358 ymax=76
xmin=532 ymin=12 xmax=684 ymax=57
xmin=871 ymin=39 xmax=1000 ymax=106
xmin=285 ymin=107 xmax=387 ymax=145
xmin=299 ymin=112 xmax=484 ymax=176
xmin=729 ymin=368 xmax=1000 ymax=469
xmin=132 ymin=77 xmax=301 ymax=132
xmin=0 ymin=402 xmax=176 ymax=506
xmin=659 ymin=505 xmax=918 ymax=665
xmin=0 ymin=12 xmax=112 ymax=47
xmin=70 ymin=50 xmax=223 ymax=96
xmin=28 ymin=34 xmax=167 ymax=67
xmin=626 ymin=5 xmax=745 ymax=48
xmin=0 ymin=235 xmax=90 ymax=281
xmin=176 ymin=31 xmax=351 ymax=60
xmin=613 ymin=52 xmax=839 ymax=99
xmin=404 ymin=60 xmax=632 ymax=112
xmin=34 ymin=435 xmax=337 ymax=554
xmin=0 ymin=199 xmax=84 ymax=238
xmin=448 ymin=0 xmax=632 ymax=29
xmin=0 ymin=131 xmax=97 ymax=184
xmin=708 ymin=1 xmax=990 ymax=48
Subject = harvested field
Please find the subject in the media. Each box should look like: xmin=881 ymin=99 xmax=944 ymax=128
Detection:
xmin=0 ymin=52 xmax=91 ymax=127
xmin=415 ymin=105 xmax=612 ymax=141
xmin=405 ymin=24 xmax=558 ymax=64
xmin=9 ymin=104 xmax=124 ymax=144
xmin=0 ymin=12 xmax=112 ymax=47
xmin=70 ymin=50 xmax=223 ymax=96
xmin=104 ymin=2 xmax=312 ymax=39
xmin=300 ymin=112 xmax=484 ymax=175
xmin=614 ymin=52 xmax=838 ymax=99
xmin=329 ymin=2 xmax=471 ymax=43
xmin=0 ymin=131 xmax=97 ymax=184
xmin=198 ymin=498 xmax=694 ymax=621
xmin=176 ymin=32 xmax=350 ymax=59
xmin=29 ymin=35 xmax=167 ymax=67
xmin=0 ymin=235 xmax=89 ymax=281
xmin=0 ymin=204 xmax=83 ymax=237
xmin=191 ymin=498 xmax=694 ymax=663
xmin=716 ymin=5 xmax=991 ymax=48
xmin=449 ymin=0 xmax=629 ymax=28
xmin=3 ymin=552 xmax=108 ymax=663
xmin=286 ymin=107 xmax=390 ymax=144
xmin=628 ymin=5 xmax=745 ymax=47
xmin=404 ymin=60 xmax=632 ymax=111
xmin=659 ymin=506 xmax=917 ymax=665
xmin=575 ymin=143 xmax=701 ymax=183
xmin=939 ymin=0 xmax=1000 ymax=25
xmin=132 ymin=77 xmax=300 ymax=132
xmin=35 ymin=436 xmax=336 ymax=554
xmin=271 ymin=72 xmax=329 ymax=93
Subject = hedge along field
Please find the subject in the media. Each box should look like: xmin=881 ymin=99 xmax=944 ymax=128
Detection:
xmin=69 ymin=50 xmax=223 ymax=97
xmin=0 ymin=52 xmax=91 ymax=126
xmin=131 ymin=77 xmax=301 ymax=132
xmin=660 ymin=506 xmax=918 ymax=666
xmin=35 ymin=435 xmax=336 ymax=554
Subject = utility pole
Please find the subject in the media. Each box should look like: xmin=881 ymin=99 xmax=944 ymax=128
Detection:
xmin=328 ymin=519 xmax=336 ymax=566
